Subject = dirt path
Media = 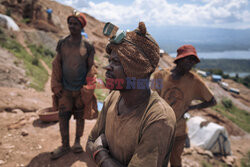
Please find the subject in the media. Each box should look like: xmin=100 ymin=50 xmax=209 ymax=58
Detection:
xmin=16 ymin=31 xmax=33 ymax=56
xmin=0 ymin=111 xmax=96 ymax=167
xmin=39 ymin=59 xmax=52 ymax=95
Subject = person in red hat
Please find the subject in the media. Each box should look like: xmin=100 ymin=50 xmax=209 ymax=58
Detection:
xmin=153 ymin=44 xmax=217 ymax=167
xmin=50 ymin=11 xmax=96 ymax=159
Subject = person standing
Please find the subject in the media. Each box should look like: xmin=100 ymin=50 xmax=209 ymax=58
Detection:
xmin=153 ymin=44 xmax=217 ymax=167
xmin=50 ymin=11 xmax=96 ymax=159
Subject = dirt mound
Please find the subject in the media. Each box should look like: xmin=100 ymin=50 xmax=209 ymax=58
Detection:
xmin=22 ymin=29 xmax=58 ymax=51
xmin=0 ymin=87 xmax=51 ymax=112
xmin=32 ymin=19 xmax=58 ymax=33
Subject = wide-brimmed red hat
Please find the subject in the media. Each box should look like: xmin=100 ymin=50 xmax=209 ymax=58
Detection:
xmin=67 ymin=12 xmax=87 ymax=28
xmin=174 ymin=44 xmax=200 ymax=64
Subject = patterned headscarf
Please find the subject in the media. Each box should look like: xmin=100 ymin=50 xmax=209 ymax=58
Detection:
xmin=106 ymin=22 xmax=160 ymax=78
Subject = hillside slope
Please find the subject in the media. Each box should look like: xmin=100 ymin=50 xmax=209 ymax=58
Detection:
xmin=0 ymin=0 xmax=250 ymax=167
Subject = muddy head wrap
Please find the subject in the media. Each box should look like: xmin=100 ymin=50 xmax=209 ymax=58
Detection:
xmin=105 ymin=22 xmax=160 ymax=78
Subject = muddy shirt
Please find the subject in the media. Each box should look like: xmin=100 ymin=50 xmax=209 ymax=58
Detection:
xmin=57 ymin=36 xmax=89 ymax=91
xmin=153 ymin=69 xmax=213 ymax=136
xmin=88 ymin=91 xmax=176 ymax=167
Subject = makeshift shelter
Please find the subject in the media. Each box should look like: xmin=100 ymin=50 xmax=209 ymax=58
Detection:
xmin=211 ymin=74 xmax=222 ymax=82
xmin=187 ymin=116 xmax=231 ymax=155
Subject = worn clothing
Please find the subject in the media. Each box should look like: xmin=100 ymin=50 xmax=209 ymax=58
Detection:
xmin=51 ymin=36 xmax=98 ymax=120
xmin=60 ymin=36 xmax=88 ymax=91
xmin=58 ymin=89 xmax=84 ymax=119
xmin=169 ymin=135 xmax=186 ymax=166
xmin=153 ymin=69 xmax=213 ymax=166
xmin=88 ymin=91 xmax=176 ymax=167
xmin=153 ymin=69 xmax=213 ymax=136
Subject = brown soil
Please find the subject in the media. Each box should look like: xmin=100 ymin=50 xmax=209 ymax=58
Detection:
xmin=0 ymin=0 xmax=250 ymax=166
xmin=0 ymin=111 xmax=96 ymax=167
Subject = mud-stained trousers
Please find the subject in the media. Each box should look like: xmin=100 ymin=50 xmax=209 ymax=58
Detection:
xmin=170 ymin=135 xmax=187 ymax=167
xmin=58 ymin=89 xmax=85 ymax=147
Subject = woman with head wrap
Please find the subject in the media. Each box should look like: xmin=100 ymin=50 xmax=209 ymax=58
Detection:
xmin=86 ymin=22 xmax=176 ymax=167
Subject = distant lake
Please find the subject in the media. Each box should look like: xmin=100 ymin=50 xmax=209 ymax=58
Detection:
xmin=169 ymin=50 xmax=250 ymax=59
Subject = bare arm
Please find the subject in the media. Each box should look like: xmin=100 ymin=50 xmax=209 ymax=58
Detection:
xmin=87 ymin=42 xmax=95 ymax=73
xmin=188 ymin=97 xmax=217 ymax=111
xmin=51 ymin=53 xmax=63 ymax=97
xmin=87 ymin=50 xmax=94 ymax=72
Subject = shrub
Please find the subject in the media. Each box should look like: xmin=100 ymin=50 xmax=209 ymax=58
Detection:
xmin=222 ymin=98 xmax=233 ymax=109
xmin=6 ymin=8 xmax=11 ymax=16
xmin=32 ymin=57 xmax=39 ymax=66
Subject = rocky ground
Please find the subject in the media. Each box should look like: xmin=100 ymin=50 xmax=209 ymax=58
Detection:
xmin=0 ymin=0 xmax=250 ymax=166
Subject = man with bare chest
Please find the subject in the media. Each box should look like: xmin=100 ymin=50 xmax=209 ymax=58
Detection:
xmin=50 ymin=11 xmax=95 ymax=159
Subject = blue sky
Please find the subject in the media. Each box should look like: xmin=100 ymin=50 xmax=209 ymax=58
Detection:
xmin=54 ymin=0 xmax=250 ymax=30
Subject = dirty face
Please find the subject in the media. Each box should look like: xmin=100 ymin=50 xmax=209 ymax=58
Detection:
xmin=176 ymin=56 xmax=197 ymax=73
xmin=68 ymin=17 xmax=82 ymax=35
xmin=104 ymin=50 xmax=127 ymax=90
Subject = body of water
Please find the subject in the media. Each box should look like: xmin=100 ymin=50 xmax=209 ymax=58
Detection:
xmin=169 ymin=50 xmax=250 ymax=59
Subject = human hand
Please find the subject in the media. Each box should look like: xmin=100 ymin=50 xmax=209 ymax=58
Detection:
xmin=87 ymin=134 xmax=108 ymax=156
xmin=53 ymin=87 xmax=62 ymax=98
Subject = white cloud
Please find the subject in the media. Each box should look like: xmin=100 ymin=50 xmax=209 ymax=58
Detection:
xmin=58 ymin=0 xmax=250 ymax=29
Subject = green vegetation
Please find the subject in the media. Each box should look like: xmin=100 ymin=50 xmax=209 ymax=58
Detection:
xmin=28 ymin=44 xmax=54 ymax=69
xmin=5 ymin=8 xmax=11 ymax=16
xmin=221 ymin=98 xmax=233 ymax=109
xmin=201 ymin=161 xmax=228 ymax=167
xmin=196 ymin=59 xmax=250 ymax=88
xmin=213 ymin=98 xmax=250 ymax=133
xmin=241 ymin=151 xmax=250 ymax=167
xmin=0 ymin=29 xmax=48 ymax=91
xmin=202 ymin=161 xmax=214 ymax=167
xmin=197 ymin=59 xmax=250 ymax=72
xmin=21 ymin=18 xmax=31 ymax=24
xmin=232 ymin=75 xmax=250 ymax=89
xmin=95 ymin=88 xmax=107 ymax=102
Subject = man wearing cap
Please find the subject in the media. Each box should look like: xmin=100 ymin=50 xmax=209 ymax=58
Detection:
xmin=50 ymin=11 xmax=95 ymax=159
xmin=86 ymin=22 xmax=176 ymax=167
xmin=153 ymin=44 xmax=217 ymax=167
